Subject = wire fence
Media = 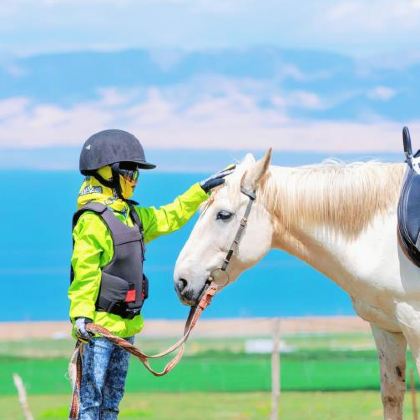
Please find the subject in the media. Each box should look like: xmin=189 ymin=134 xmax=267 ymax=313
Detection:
xmin=2 ymin=318 xmax=420 ymax=419
xmin=0 ymin=316 xmax=394 ymax=395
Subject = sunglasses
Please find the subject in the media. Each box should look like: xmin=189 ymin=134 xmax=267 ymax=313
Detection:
xmin=119 ymin=168 xmax=139 ymax=183
xmin=117 ymin=163 xmax=139 ymax=183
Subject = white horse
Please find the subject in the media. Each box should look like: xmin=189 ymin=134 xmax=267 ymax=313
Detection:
xmin=174 ymin=150 xmax=420 ymax=420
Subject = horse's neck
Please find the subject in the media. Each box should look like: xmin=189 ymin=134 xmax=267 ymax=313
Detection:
xmin=264 ymin=163 xmax=404 ymax=287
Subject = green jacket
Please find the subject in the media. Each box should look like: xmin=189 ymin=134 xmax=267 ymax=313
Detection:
xmin=68 ymin=182 xmax=208 ymax=338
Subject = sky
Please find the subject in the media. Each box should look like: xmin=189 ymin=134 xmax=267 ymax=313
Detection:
xmin=2 ymin=0 xmax=420 ymax=57
xmin=1 ymin=0 xmax=420 ymax=161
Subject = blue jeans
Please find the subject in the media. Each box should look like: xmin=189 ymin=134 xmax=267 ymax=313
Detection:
xmin=77 ymin=336 xmax=134 ymax=420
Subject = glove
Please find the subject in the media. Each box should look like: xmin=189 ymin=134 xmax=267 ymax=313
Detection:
xmin=200 ymin=164 xmax=236 ymax=193
xmin=75 ymin=317 xmax=93 ymax=343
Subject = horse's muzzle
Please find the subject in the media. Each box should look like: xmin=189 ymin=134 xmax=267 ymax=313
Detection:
xmin=175 ymin=276 xmax=210 ymax=306
xmin=174 ymin=278 xmax=194 ymax=306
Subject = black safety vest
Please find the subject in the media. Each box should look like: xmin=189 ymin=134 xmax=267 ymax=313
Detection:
xmin=71 ymin=202 xmax=148 ymax=319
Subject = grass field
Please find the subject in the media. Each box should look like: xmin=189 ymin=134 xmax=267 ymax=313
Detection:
xmin=0 ymin=349 xmax=396 ymax=395
xmin=2 ymin=391 xmax=420 ymax=420
xmin=2 ymin=346 xmax=420 ymax=395
xmin=1 ymin=333 xmax=419 ymax=418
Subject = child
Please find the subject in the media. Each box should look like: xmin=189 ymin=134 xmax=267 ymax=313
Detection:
xmin=69 ymin=129 xmax=232 ymax=419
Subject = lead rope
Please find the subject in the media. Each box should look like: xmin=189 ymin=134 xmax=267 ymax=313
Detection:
xmin=69 ymin=282 xmax=218 ymax=419
xmin=69 ymin=187 xmax=256 ymax=419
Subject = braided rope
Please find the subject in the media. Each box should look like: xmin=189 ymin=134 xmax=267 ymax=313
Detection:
xmin=69 ymin=283 xmax=217 ymax=419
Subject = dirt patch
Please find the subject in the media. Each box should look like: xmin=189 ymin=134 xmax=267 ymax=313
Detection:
xmin=0 ymin=316 xmax=369 ymax=341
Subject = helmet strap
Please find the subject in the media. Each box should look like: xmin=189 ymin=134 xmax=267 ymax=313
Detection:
xmin=111 ymin=163 xmax=125 ymax=201
xmin=86 ymin=166 xmax=126 ymax=201
xmin=88 ymin=171 xmax=114 ymax=189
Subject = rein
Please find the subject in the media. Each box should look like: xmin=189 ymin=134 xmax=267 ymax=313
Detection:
xmin=69 ymin=185 xmax=256 ymax=419
xmin=69 ymin=283 xmax=217 ymax=419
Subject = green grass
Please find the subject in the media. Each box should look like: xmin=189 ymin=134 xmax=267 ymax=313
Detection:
xmin=0 ymin=333 xmax=377 ymax=357
xmin=3 ymin=349 xmax=419 ymax=395
xmin=1 ymin=391 xmax=417 ymax=420
xmin=283 ymin=332 xmax=375 ymax=350
xmin=1 ymin=334 xmax=420 ymax=395
xmin=1 ymin=334 xmax=419 ymax=418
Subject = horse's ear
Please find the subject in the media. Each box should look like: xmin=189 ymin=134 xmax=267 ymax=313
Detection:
xmin=241 ymin=148 xmax=272 ymax=192
xmin=241 ymin=153 xmax=256 ymax=167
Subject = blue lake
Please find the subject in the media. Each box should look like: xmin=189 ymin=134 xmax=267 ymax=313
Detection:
xmin=0 ymin=171 xmax=355 ymax=321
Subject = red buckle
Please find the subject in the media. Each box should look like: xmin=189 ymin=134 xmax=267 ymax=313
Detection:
xmin=125 ymin=289 xmax=136 ymax=303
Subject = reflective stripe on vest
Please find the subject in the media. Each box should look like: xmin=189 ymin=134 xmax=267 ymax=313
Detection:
xmin=71 ymin=202 xmax=147 ymax=319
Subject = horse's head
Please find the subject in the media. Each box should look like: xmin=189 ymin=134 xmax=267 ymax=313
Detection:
xmin=174 ymin=149 xmax=273 ymax=305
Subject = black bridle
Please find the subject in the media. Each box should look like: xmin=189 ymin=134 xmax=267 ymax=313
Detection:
xmin=196 ymin=186 xmax=256 ymax=302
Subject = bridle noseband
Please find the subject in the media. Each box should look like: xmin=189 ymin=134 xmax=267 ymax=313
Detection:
xmin=197 ymin=186 xmax=256 ymax=300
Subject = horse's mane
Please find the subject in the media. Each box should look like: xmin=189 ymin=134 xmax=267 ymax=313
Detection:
xmin=261 ymin=160 xmax=405 ymax=238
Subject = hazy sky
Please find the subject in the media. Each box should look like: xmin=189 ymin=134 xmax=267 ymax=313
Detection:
xmin=2 ymin=0 xmax=420 ymax=57
xmin=1 ymin=0 xmax=420 ymax=155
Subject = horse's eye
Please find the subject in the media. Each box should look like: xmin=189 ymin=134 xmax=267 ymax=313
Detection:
xmin=216 ymin=210 xmax=233 ymax=221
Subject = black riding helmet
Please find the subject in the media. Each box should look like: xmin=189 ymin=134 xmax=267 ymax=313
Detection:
xmin=79 ymin=129 xmax=156 ymax=199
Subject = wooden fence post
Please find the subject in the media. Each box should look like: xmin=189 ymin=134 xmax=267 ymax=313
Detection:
xmin=411 ymin=368 xmax=418 ymax=420
xmin=271 ymin=318 xmax=281 ymax=420
xmin=13 ymin=373 xmax=34 ymax=420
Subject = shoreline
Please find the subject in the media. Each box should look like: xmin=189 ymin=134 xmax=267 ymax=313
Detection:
xmin=0 ymin=316 xmax=370 ymax=341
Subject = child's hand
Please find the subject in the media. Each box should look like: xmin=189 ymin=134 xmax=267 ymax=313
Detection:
xmin=200 ymin=164 xmax=236 ymax=193
xmin=75 ymin=317 xmax=94 ymax=343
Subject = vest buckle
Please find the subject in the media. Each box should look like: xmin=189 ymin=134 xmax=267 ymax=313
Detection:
xmin=125 ymin=289 xmax=136 ymax=303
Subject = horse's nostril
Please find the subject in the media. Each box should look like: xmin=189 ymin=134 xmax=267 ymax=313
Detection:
xmin=177 ymin=278 xmax=188 ymax=293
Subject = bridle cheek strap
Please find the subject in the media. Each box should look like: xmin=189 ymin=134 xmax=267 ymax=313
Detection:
xmin=220 ymin=187 xmax=256 ymax=272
